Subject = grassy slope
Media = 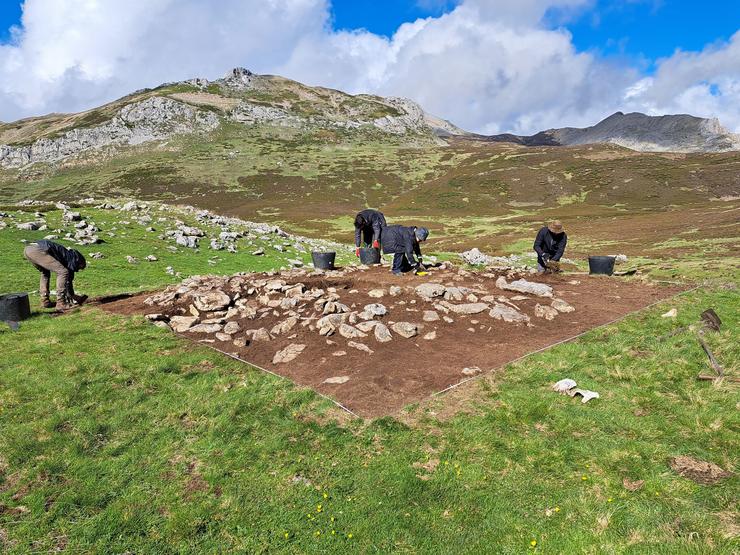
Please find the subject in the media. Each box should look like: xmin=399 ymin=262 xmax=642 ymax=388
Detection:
xmin=0 ymin=206 xmax=738 ymax=553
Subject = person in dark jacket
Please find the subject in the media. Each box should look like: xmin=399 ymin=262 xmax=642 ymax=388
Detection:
xmin=354 ymin=209 xmax=387 ymax=257
xmin=533 ymin=220 xmax=567 ymax=273
xmin=382 ymin=225 xmax=429 ymax=275
xmin=23 ymin=240 xmax=87 ymax=309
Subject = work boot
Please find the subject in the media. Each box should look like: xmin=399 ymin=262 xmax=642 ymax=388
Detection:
xmin=56 ymin=300 xmax=76 ymax=311
xmin=73 ymin=294 xmax=88 ymax=305
xmin=40 ymin=298 xmax=54 ymax=309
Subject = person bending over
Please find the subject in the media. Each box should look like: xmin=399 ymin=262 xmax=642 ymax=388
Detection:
xmin=23 ymin=239 xmax=87 ymax=309
xmin=533 ymin=220 xmax=567 ymax=273
xmin=381 ymin=225 xmax=429 ymax=275
xmin=354 ymin=209 xmax=387 ymax=257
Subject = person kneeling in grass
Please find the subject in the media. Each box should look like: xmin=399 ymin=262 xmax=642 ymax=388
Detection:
xmin=23 ymin=239 xmax=88 ymax=310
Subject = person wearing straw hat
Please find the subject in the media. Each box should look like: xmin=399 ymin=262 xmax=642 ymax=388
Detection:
xmin=533 ymin=220 xmax=567 ymax=273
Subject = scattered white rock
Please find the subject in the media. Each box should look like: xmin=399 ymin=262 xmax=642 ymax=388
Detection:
xmin=489 ymin=303 xmax=530 ymax=324
xmin=496 ymin=276 xmax=553 ymax=298
xmin=363 ymin=303 xmax=387 ymax=316
xmin=551 ymin=298 xmax=575 ymax=313
xmin=374 ymin=323 xmax=393 ymax=343
xmin=347 ymin=341 xmax=374 ymax=354
xmin=462 ymin=367 xmax=482 ymax=376
xmin=323 ymin=376 xmax=350 ymax=384
xmin=423 ymin=310 xmax=440 ymax=322
xmin=145 ymin=255 xmax=158 ymax=262
xmin=272 ymin=344 xmax=306 ymax=364
xmin=339 ymin=324 xmax=367 ymax=339
xmin=416 ymin=283 xmax=446 ymax=299
xmin=391 ymin=322 xmax=418 ymax=338
xmin=552 ymin=378 xmax=578 ymax=394
xmin=193 ymin=291 xmax=231 ymax=312
xmin=368 ymin=289 xmax=385 ymax=298
xmin=535 ymin=304 xmax=559 ymax=321
xmin=423 ymin=330 xmax=437 ymax=340
xmin=662 ymin=308 xmax=677 ymax=318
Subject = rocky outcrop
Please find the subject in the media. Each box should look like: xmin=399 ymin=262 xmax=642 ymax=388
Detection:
xmin=485 ymin=111 xmax=740 ymax=153
xmin=0 ymin=97 xmax=219 ymax=168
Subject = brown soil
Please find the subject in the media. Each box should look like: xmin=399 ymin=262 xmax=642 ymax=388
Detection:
xmin=103 ymin=266 xmax=683 ymax=418
xmin=668 ymin=455 xmax=732 ymax=485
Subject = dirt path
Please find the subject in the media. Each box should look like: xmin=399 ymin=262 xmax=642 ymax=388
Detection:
xmin=103 ymin=266 xmax=685 ymax=417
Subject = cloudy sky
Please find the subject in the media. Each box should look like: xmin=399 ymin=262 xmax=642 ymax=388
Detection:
xmin=0 ymin=0 xmax=738 ymax=134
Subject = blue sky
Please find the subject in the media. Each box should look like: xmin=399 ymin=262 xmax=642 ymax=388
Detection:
xmin=0 ymin=1 xmax=738 ymax=132
xmin=3 ymin=0 xmax=739 ymax=62
xmin=330 ymin=0 xmax=740 ymax=68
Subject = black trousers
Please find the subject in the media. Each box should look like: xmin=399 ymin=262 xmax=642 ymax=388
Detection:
xmin=391 ymin=253 xmax=414 ymax=273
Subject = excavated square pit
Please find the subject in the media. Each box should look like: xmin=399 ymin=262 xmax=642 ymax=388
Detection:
xmin=104 ymin=266 xmax=683 ymax=417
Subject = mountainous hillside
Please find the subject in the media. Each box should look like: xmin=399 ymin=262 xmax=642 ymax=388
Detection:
xmin=485 ymin=111 xmax=740 ymax=153
xmin=0 ymin=67 xmax=464 ymax=169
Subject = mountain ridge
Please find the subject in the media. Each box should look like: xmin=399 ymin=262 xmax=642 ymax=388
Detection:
xmin=484 ymin=111 xmax=740 ymax=153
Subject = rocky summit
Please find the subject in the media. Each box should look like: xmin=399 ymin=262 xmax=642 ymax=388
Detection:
xmin=484 ymin=111 xmax=740 ymax=153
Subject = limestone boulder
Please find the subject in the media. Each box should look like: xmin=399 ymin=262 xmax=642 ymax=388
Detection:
xmin=489 ymin=303 xmax=530 ymax=324
xmin=272 ymin=344 xmax=306 ymax=364
xmin=391 ymin=322 xmax=418 ymax=338
xmin=193 ymin=290 xmax=232 ymax=312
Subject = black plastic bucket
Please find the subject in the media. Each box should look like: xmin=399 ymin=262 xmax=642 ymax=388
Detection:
xmin=0 ymin=293 xmax=31 ymax=322
xmin=588 ymin=256 xmax=616 ymax=276
xmin=359 ymin=247 xmax=381 ymax=265
xmin=311 ymin=251 xmax=336 ymax=270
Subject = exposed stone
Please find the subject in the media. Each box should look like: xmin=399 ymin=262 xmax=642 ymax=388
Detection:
xmin=535 ymin=304 xmax=559 ymax=320
xmin=391 ymin=322 xmax=418 ymax=338
xmin=144 ymin=313 xmax=168 ymax=322
xmin=272 ymin=344 xmax=306 ymax=364
xmin=443 ymin=287 xmax=465 ymax=301
xmin=323 ymin=376 xmax=350 ymax=384
xmin=374 ymin=323 xmax=393 ymax=343
xmin=187 ymin=323 xmax=223 ymax=334
xmin=170 ymin=315 xmax=198 ymax=332
xmin=348 ymin=341 xmax=374 ymax=354
xmin=332 ymin=351 xmax=347 ymax=357
xmin=436 ymin=301 xmax=489 ymax=315
xmin=363 ymin=303 xmax=387 ymax=316
xmin=368 ymin=289 xmax=386 ymax=298
xmin=356 ymin=321 xmax=379 ymax=333
xmin=496 ymin=276 xmax=553 ymax=298
xmin=416 ymin=283 xmax=446 ymax=299
xmin=248 ymin=328 xmax=273 ymax=342
xmin=389 ymin=286 xmax=402 ymax=296
xmin=551 ymin=298 xmax=575 ymax=313
xmin=462 ymin=366 xmax=482 ymax=376
xmin=339 ymin=324 xmax=367 ymax=339
xmin=423 ymin=330 xmax=437 ymax=340
xmin=193 ymin=291 xmax=231 ymax=312
xmin=423 ymin=310 xmax=440 ymax=322
xmin=215 ymin=332 xmax=232 ymax=342
xmin=223 ymin=321 xmax=241 ymax=334
xmin=145 ymin=255 xmax=158 ymax=262
xmin=271 ymin=316 xmax=299 ymax=336
xmin=489 ymin=303 xmax=530 ymax=324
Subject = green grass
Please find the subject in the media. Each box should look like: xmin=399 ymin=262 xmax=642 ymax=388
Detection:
xmin=1 ymin=203 xmax=738 ymax=553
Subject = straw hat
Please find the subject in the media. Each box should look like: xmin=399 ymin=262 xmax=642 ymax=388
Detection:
xmin=548 ymin=220 xmax=564 ymax=234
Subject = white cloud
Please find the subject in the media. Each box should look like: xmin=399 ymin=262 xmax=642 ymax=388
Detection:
xmin=0 ymin=0 xmax=738 ymax=134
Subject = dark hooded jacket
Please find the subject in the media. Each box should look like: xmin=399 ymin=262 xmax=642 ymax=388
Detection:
xmin=34 ymin=240 xmax=86 ymax=272
xmin=533 ymin=227 xmax=567 ymax=266
xmin=354 ymin=209 xmax=387 ymax=247
xmin=381 ymin=225 xmax=421 ymax=264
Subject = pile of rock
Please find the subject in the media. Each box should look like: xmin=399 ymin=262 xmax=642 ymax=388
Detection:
xmin=142 ymin=268 xmax=421 ymax=365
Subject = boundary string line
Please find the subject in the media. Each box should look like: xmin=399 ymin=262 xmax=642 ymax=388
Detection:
xmin=431 ymin=283 xmax=702 ymax=397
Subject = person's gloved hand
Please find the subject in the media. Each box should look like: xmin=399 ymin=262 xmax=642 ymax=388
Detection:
xmin=355 ymin=248 xmax=360 ymax=257
xmin=372 ymin=240 xmax=380 ymax=249
xmin=542 ymin=253 xmax=550 ymax=264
